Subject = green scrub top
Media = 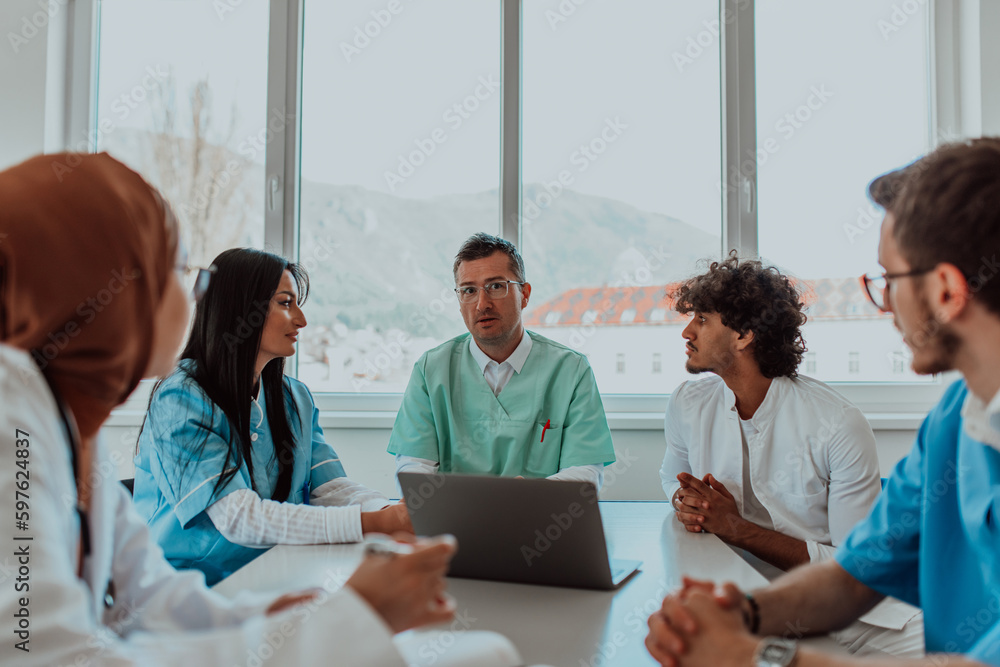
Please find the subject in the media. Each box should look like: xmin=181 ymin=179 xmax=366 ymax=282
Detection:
xmin=387 ymin=331 xmax=616 ymax=476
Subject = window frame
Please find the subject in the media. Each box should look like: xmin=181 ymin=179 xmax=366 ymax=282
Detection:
xmin=76 ymin=0 xmax=973 ymax=427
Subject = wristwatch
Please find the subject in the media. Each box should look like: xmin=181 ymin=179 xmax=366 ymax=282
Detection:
xmin=753 ymin=637 xmax=797 ymax=667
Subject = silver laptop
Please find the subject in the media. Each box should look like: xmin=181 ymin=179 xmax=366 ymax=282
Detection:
xmin=398 ymin=472 xmax=641 ymax=590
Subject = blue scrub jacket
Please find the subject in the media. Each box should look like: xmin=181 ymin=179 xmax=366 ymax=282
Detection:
xmin=837 ymin=380 xmax=1000 ymax=662
xmin=133 ymin=360 xmax=347 ymax=585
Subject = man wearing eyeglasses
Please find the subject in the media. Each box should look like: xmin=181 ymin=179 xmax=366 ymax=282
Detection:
xmin=646 ymin=138 xmax=1000 ymax=667
xmin=388 ymin=233 xmax=616 ymax=488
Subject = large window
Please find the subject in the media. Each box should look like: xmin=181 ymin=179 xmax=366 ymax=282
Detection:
xmin=85 ymin=0 xmax=971 ymax=406
xmin=94 ymin=0 xmax=269 ymax=268
xmin=297 ymin=0 xmax=501 ymax=392
xmin=755 ymin=0 xmax=931 ymax=383
xmin=520 ymin=0 xmax=722 ymax=394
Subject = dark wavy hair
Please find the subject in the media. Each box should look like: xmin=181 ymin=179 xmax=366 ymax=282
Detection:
xmin=670 ymin=252 xmax=807 ymax=378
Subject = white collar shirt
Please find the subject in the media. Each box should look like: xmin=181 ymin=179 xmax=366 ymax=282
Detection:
xmin=961 ymin=387 xmax=1000 ymax=449
xmin=660 ymin=374 xmax=881 ymax=558
xmin=468 ymin=330 xmax=532 ymax=397
xmin=658 ymin=373 xmax=919 ymax=629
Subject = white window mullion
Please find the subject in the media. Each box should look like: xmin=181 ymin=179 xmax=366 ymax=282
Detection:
xmin=721 ymin=0 xmax=758 ymax=260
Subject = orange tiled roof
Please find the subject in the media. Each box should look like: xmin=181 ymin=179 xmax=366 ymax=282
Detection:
xmin=524 ymin=277 xmax=889 ymax=327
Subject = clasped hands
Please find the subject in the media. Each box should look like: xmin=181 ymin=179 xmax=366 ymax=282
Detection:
xmin=646 ymin=577 xmax=759 ymax=667
xmin=671 ymin=472 xmax=748 ymax=542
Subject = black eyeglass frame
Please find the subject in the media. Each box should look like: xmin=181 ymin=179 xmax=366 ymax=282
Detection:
xmin=859 ymin=268 xmax=933 ymax=313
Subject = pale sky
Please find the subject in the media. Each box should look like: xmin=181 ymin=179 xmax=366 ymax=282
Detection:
xmin=97 ymin=0 xmax=930 ymax=281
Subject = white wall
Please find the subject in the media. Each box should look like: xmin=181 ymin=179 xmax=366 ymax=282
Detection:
xmin=1 ymin=1 xmax=51 ymax=168
xmin=0 ymin=0 xmax=72 ymax=170
xmin=98 ymin=421 xmax=917 ymax=501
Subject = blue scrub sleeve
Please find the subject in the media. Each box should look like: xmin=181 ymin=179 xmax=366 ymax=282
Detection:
xmin=558 ymin=361 xmax=616 ymax=469
xmin=144 ymin=381 xmax=251 ymax=528
xmin=969 ymin=620 xmax=1000 ymax=666
xmin=306 ymin=399 xmax=347 ymax=489
xmin=386 ymin=361 xmax=440 ymax=460
xmin=835 ymin=417 xmax=927 ymax=608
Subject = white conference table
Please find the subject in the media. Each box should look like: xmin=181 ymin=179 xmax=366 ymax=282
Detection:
xmin=214 ymin=502 xmax=844 ymax=666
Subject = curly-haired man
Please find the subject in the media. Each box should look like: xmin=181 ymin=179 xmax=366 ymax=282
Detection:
xmin=658 ymin=252 xmax=922 ymax=657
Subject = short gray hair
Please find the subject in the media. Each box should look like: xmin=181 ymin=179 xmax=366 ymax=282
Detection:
xmin=452 ymin=233 xmax=525 ymax=283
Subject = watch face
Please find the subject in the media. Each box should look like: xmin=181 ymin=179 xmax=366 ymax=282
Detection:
xmin=761 ymin=645 xmax=789 ymax=660
xmin=758 ymin=639 xmax=796 ymax=667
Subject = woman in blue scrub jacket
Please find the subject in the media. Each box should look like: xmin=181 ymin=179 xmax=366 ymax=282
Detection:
xmin=134 ymin=248 xmax=411 ymax=584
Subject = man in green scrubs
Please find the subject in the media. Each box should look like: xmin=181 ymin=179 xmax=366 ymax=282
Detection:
xmin=388 ymin=233 xmax=616 ymax=488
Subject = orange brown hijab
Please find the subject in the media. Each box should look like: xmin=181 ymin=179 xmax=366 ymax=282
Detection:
xmin=0 ymin=152 xmax=177 ymax=440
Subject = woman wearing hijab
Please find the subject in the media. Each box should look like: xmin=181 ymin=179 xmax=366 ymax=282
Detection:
xmin=0 ymin=153 xmax=458 ymax=666
xmin=133 ymin=247 xmax=411 ymax=585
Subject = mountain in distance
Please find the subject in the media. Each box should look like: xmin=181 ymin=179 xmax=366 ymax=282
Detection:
xmin=298 ymin=180 xmax=720 ymax=338
xmin=99 ymin=128 xmax=720 ymax=340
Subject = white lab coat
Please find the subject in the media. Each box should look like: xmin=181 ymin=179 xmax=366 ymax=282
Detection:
xmin=659 ymin=373 xmax=922 ymax=641
xmin=660 ymin=374 xmax=884 ymax=561
xmin=0 ymin=344 xmax=405 ymax=666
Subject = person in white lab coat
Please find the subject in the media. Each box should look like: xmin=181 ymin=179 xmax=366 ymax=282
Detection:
xmin=0 ymin=152 xmax=459 ymax=666
xmin=659 ymin=252 xmax=922 ymax=657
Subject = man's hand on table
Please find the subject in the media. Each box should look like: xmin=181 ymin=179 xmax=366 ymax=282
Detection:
xmin=673 ymin=472 xmax=749 ymax=542
xmin=646 ymin=577 xmax=758 ymax=667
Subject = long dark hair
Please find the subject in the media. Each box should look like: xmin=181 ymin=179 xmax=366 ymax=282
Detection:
xmin=140 ymin=248 xmax=310 ymax=503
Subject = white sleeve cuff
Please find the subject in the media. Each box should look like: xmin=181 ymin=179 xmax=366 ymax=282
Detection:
xmin=547 ymin=464 xmax=603 ymax=489
xmin=206 ymin=488 xmax=363 ymax=546
xmin=312 ymin=478 xmax=391 ymax=512
xmin=805 ymin=539 xmax=838 ymax=563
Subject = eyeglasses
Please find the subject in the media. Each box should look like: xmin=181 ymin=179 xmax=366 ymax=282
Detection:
xmin=454 ymin=280 xmax=524 ymax=303
xmin=860 ymin=268 xmax=933 ymax=312
xmin=177 ymin=263 xmax=217 ymax=302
